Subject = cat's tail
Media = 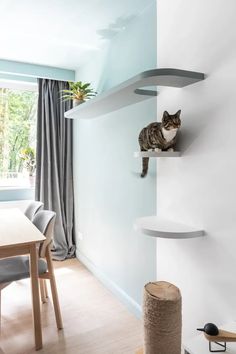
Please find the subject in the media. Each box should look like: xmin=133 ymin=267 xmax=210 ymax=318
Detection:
xmin=141 ymin=157 xmax=149 ymax=178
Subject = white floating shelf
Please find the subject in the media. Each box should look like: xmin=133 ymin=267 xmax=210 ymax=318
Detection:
xmin=134 ymin=216 xmax=204 ymax=239
xmin=65 ymin=68 xmax=205 ymax=120
xmin=134 ymin=151 xmax=181 ymax=158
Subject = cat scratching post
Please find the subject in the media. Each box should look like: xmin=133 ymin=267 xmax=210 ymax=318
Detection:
xmin=143 ymin=281 xmax=182 ymax=354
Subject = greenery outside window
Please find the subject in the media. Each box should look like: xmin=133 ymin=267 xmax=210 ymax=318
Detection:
xmin=0 ymin=81 xmax=38 ymax=189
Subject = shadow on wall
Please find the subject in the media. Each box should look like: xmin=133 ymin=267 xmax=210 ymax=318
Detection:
xmin=96 ymin=16 xmax=136 ymax=40
xmin=176 ymin=105 xmax=223 ymax=154
xmin=177 ymin=123 xmax=210 ymax=153
xmin=94 ymin=15 xmax=137 ymax=92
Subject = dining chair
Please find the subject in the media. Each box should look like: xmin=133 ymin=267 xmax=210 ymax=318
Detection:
xmin=0 ymin=210 xmax=63 ymax=330
xmin=24 ymin=201 xmax=44 ymax=221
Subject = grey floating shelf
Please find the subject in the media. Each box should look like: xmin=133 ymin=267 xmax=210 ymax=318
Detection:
xmin=65 ymin=68 xmax=205 ymax=120
xmin=134 ymin=151 xmax=181 ymax=158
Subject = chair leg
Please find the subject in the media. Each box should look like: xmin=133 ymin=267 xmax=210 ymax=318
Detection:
xmin=39 ymin=279 xmax=47 ymax=303
xmin=44 ymin=280 xmax=48 ymax=298
xmin=0 ymin=283 xmax=11 ymax=333
xmin=45 ymin=248 xmax=63 ymax=330
xmin=0 ymin=289 xmax=1 ymax=333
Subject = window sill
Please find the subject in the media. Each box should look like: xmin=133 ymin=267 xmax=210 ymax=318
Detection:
xmin=0 ymin=186 xmax=35 ymax=202
xmin=0 ymin=186 xmax=35 ymax=191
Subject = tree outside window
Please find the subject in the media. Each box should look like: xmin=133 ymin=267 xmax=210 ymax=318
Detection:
xmin=0 ymin=86 xmax=38 ymax=188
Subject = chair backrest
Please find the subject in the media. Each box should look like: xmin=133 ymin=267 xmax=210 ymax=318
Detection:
xmin=32 ymin=210 xmax=56 ymax=258
xmin=24 ymin=201 xmax=44 ymax=221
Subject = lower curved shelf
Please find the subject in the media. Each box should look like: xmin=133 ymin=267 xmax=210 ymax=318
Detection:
xmin=134 ymin=216 xmax=204 ymax=239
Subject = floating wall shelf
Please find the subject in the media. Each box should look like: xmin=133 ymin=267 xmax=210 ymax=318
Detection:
xmin=65 ymin=68 xmax=205 ymax=119
xmin=134 ymin=216 xmax=204 ymax=239
xmin=134 ymin=151 xmax=181 ymax=158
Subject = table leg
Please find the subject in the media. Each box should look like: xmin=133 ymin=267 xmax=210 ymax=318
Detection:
xmin=30 ymin=244 xmax=42 ymax=350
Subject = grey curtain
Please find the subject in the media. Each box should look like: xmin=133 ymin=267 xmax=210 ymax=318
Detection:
xmin=35 ymin=79 xmax=75 ymax=260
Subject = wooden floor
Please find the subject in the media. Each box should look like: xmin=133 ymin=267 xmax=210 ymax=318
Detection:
xmin=0 ymin=259 xmax=143 ymax=354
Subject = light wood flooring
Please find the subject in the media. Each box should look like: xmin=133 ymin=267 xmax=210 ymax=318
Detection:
xmin=0 ymin=259 xmax=143 ymax=354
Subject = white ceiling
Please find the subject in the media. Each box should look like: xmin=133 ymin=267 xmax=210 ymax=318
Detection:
xmin=0 ymin=0 xmax=155 ymax=70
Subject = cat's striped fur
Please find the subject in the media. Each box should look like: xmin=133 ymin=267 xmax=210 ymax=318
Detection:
xmin=138 ymin=110 xmax=181 ymax=177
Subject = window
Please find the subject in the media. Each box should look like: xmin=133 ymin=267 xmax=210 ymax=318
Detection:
xmin=0 ymin=81 xmax=38 ymax=188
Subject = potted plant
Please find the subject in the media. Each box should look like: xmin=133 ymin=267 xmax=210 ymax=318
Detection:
xmin=20 ymin=147 xmax=36 ymax=186
xmin=61 ymin=81 xmax=97 ymax=107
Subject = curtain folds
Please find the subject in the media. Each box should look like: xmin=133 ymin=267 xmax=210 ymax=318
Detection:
xmin=35 ymin=79 xmax=75 ymax=260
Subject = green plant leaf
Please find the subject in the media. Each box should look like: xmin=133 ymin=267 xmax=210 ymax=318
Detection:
xmin=60 ymin=81 xmax=97 ymax=102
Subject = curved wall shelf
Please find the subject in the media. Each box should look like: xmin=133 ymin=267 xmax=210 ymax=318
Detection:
xmin=134 ymin=216 xmax=204 ymax=239
xmin=65 ymin=68 xmax=205 ymax=120
xmin=134 ymin=151 xmax=181 ymax=158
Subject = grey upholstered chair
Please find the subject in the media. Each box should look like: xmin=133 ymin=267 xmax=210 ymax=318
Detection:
xmin=24 ymin=201 xmax=44 ymax=221
xmin=0 ymin=210 xmax=62 ymax=330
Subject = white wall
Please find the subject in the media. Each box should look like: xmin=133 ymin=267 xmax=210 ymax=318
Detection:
xmin=157 ymin=0 xmax=236 ymax=341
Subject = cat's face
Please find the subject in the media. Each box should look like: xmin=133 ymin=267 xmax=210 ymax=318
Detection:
xmin=162 ymin=110 xmax=181 ymax=130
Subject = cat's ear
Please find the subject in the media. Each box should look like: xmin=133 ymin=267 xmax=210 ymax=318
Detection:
xmin=175 ymin=110 xmax=181 ymax=117
xmin=163 ymin=111 xmax=169 ymax=118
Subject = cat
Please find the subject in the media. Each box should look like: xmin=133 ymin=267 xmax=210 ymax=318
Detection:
xmin=138 ymin=110 xmax=181 ymax=177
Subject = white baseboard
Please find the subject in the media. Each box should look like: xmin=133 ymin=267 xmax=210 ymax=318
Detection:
xmin=77 ymin=250 xmax=142 ymax=319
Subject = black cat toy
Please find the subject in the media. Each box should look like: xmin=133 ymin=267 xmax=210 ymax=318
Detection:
xmin=197 ymin=323 xmax=236 ymax=352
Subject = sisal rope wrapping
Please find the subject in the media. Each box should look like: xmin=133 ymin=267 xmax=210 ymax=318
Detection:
xmin=143 ymin=281 xmax=182 ymax=354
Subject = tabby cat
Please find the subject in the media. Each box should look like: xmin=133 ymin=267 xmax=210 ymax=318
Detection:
xmin=138 ymin=110 xmax=181 ymax=177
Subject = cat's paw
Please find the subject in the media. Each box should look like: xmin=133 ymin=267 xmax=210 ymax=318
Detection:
xmin=154 ymin=148 xmax=161 ymax=152
xmin=167 ymin=148 xmax=174 ymax=152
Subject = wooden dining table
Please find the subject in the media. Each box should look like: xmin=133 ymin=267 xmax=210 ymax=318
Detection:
xmin=0 ymin=208 xmax=46 ymax=350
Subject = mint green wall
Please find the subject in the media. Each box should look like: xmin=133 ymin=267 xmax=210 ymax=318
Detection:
xmin=73 ymin=0 xmax=157 ymax=315
xmin=0 ymin=59 xmax=75 ymax=83
xmin=0 ymin=72 xmax=36 ymax=83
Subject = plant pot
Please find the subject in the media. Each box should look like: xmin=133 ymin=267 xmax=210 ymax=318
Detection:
xmin=73 ymin=99 xmax=84 ymax=107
